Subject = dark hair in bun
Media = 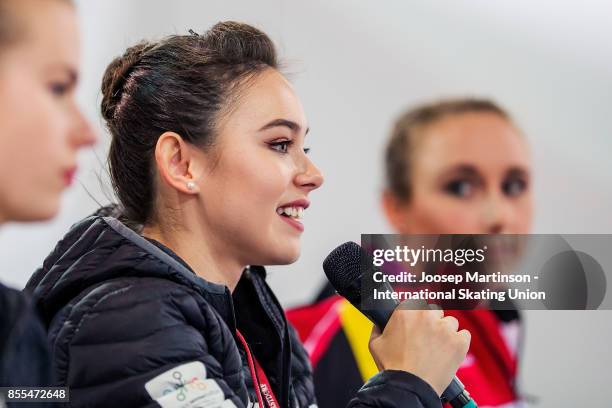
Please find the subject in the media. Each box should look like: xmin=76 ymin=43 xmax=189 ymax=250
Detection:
xmin=101 ymin=21 xmax=278 ymax=226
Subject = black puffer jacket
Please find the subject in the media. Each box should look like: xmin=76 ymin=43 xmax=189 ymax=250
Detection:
xmin=0 ymin=283 xmax=54 ymax=405
xmin=26 ymin=215 xmax=441 ymax=408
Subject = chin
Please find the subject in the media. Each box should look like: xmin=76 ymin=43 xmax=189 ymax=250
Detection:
xmin=265 ymin=243 xmax=301 ymax=265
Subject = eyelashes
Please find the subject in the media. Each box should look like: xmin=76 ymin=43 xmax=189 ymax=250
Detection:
xmin=49 ymin=81 xmax=71 ymax=97
xmin=443 ymin=177 xmax=528 ymax=198
xmin=268 ymin=140 xmax=310 ymax=154
xmin=269 ymin=140 xmax=290 ymax=153
xmin=502 ymin=178 xmax=528 ymax=197
xmin=444 ymin=180 xmax=474 ymax=198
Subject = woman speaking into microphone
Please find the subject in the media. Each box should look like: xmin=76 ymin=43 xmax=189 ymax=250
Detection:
xmin=27 ymin=22 xmax=469 ymax=407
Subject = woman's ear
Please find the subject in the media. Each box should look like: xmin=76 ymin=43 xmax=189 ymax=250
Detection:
xmin=381 ymin=189 xmax=410 ymax=232
xmin=154 ymin=131 xmax=202 ymax=194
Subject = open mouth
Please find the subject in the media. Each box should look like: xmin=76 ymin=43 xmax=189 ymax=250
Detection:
xmin=276 ymin=206 xmax=305 ymax=220
xmin=276 ymin=205 xmax=306 ymax=232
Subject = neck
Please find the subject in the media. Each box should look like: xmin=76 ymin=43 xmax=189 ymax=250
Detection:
xmin=142 ymin=219 xmax=245 ymax=292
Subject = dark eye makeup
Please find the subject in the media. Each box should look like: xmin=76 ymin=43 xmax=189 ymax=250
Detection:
xmin=268 ymin=140 xmax=310 ymax=154
xmin=439 ymin=165 xmax=529 ymax=199
xmin=502 ymin=176 xmax=528 ymax=197
xmin=444 ymin=179 xmax=475 ymax=198
xmin=49 ymin=81 xmax=71 ymax=97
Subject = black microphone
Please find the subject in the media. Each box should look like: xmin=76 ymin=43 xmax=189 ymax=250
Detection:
xmin=323 ymin=241 xmax=477 ymax=408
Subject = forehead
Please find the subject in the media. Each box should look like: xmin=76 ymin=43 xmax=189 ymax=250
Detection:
xmin=414 ymin=112 xmax=531 ymax=173
xmin=222 ymin=68 xmax=307 ymax=132
xmin=3 ymin=0 xmax=78 ymax=65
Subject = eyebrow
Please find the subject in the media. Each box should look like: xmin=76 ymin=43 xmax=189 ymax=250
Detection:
xmin=436 ymin=164 xmax=484 ymax=186
xmin=445 ymin=164 xmax=480 ymax=177
xmin=441 ymin=164 xmax=530 ymax=180
xmin=49 ymin=64 xmax=79 ymax=86
xmin=505 ymin=167 xmax=529 ymax=179
xmin=258 ymin=118 xmax=310 ymax=135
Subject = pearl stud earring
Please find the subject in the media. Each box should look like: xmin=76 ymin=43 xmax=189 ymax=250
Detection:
xmin=186 ymin=181 xmax=196 ymax=191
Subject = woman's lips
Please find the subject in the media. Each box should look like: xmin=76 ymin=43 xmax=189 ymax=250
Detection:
xmin=279 ymin=198 xmax=310 ymax=209
xmin=279 ymin=213 xmax=304 ymax=232
xmin=63 ymin=167 xmax=77 ymax=186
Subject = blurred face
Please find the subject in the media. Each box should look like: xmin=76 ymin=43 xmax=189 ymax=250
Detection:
xmin=196 ymin=69 xmax=324 ymax=266
xmin=385 ymin=112 xmax=532 ymax=234
xmin=0 ymin=0 xmax=95 ymax=223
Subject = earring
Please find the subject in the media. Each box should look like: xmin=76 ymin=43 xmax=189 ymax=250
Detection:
xmin=186 ymin=181 xmax=196 ymax=191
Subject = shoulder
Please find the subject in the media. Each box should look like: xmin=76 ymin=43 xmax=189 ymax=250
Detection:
xmin=0 ymin=283 xmax=53 ymax=387
xmin=0 ymin=282 xmax=26 ymax=319
xmin=45 ymin=276 xmax=248 ymax=406
xmin=0 ymin=283 xmax=31 ymax=351
xmin=50 ymin=276 xmax=235 ymax=381
xmin=51 ymin=276 xmax=226 ymax=343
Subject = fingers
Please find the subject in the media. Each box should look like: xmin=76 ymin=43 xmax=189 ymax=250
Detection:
xmin=441 ymin=315 xmax=459 ymax=332
xmin=370 ymin=324 xmax=382 ymax=339
xmin=458 ymin=329 xmax=471 ymax=342
xmin=427 ymin=307 xmax=444 ymax=320
xmin=457 ymin=329 xmax=472 ymax=352
xmin=367 ymin=303 xmax=473 ymax=397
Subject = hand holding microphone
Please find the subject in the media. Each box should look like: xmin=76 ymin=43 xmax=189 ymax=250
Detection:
xmin=324 ymin=242 xmax=477 ymax=408
xmin=368 ymin=305 xmax=471 ymax=396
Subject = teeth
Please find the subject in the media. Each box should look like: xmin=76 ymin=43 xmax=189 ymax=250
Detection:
xmin=277 ymin=206 xmax=305 ymax=219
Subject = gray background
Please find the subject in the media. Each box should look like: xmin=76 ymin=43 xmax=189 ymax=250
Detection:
xmin=1 ymin=1 xmax=611 ymax=406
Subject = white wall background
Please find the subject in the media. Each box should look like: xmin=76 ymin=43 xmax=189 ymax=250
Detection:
xmin=1 ymin=1 xmax=611 ymax=406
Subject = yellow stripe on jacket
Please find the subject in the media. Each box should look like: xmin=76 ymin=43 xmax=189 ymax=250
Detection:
xmin=338 ymin=299 xmax=378 ymax=381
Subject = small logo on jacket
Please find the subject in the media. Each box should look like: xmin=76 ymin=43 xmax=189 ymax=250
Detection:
xmin=145 ymin=361 xmax=237 ymax=407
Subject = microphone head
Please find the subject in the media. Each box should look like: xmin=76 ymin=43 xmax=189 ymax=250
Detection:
xmin=323 ymin=241 xmax=368 ymax=304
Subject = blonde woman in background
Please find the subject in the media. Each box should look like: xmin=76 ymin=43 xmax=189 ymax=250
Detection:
xmin=289 ymin=98 xmax=531 ymax=408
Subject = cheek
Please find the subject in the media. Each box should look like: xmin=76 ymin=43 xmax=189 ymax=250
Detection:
xmin=402 ymin=186 xmax=485 ymax=234
xmin=0 ymin=133 xmax=62 ymax=221
xmin=203 ymin=150 xmax=299 ymax=264
xmin=408 ymin=201 xmax=483 ymax=234
xmin=510 ymin=196 xmax=534 ymax=233
xmin=0 ymin=75 xmax=67 ymax=220
xmin=220 ymin=151 xmax=289 ymax=210
xmin=204 ymin=149 xmax=292 ymax=241
xmin=0 ymin=75 xmax=67 ymax=168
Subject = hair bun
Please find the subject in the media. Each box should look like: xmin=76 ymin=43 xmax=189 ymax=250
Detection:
xmin=101 ymin=41 xmax=154 ymax=122
xmin=204 ymin=21 xmax=277 ymax=66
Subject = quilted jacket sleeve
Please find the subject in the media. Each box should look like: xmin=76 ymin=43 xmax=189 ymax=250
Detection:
xmin=48 ymin=277 xmax=248 ymax=408
xmin=347 ymin=370 xmax=442 ymax=408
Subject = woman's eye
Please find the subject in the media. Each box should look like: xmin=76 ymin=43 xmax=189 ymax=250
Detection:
xmin=49 ymin=81 xmax=70 ymax=97
xmin=502 ymin=178 xmax=527 ymax=197
xmin=269 ymin=140 xmax=292 ymax=153
xmin=444 ymin=180 xmax=474 ymax=198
